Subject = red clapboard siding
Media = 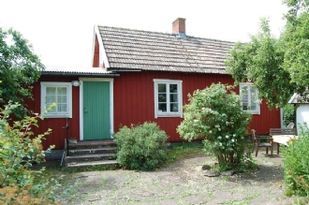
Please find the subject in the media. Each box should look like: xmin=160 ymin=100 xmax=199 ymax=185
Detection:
xmin=28 ymin=71 xmax=280 ymax=149
xmin=113 ymin=71 xmax=280 ymax=141
xmin=92 ymin=35 xmax=100 ymax=67
xmin=29 ymin=76 xmax=80 ymax=149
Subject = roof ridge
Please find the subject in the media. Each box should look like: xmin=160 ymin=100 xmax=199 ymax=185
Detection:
xmin=98 ymin=25 xmax=236 ymax=44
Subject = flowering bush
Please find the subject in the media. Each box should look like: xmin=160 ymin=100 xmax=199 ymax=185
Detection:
xmin=177 ymin=83 xmax=251 ymax=170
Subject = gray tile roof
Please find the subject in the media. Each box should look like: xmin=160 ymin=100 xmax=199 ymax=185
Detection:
xmin=289 ymin=91 xmax=309 ymax=104
xmin=98 ymin=26 xmax=235 ymax=74
xmin=42 ymin=67 xmax=119 ymax=77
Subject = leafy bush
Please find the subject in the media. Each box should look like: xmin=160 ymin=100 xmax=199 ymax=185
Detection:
xmin=115 ymin=122 xmax=168 ymax=171
xmin=177 ymin=83 xmax=251 ymax=171
xmin=0 ymin=103 xmax=56 ymax=204
xmin=282 ymin=129 xmax=309 ymax=197
xmin=283 ymin=104 xmax=295 ymax=126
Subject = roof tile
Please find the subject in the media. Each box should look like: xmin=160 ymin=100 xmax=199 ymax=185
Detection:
xmin=98 ymin=26 xmax=234 ymax=74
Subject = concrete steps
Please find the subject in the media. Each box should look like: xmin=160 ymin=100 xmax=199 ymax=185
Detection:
xmin=66 ymin=160 xmax=118 ymax=168
xmin=64 ymin=140 xmax=118 ymax=167
xmin=68 ymin=147 xmax=117 ymax=156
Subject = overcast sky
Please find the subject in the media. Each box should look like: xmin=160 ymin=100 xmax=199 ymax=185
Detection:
xmin=0 ymin=0 xmax=287 ymax=68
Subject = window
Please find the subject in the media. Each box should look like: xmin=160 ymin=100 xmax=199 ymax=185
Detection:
xmin=41 ymin=82 xmax=72 ymax=118
xmin=154 ymin=79 xmax=182 ymax=117
xmin=239 ymin=83 xmax=260 ymax=114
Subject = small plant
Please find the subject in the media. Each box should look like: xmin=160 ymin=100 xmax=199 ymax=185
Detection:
xmin=282 ymin=128 xmax=309 ymax=197
xmin=177 ymin=83 xmax=251 ymax=171
xmin=114 ymin=122 xmax=168 ymax=171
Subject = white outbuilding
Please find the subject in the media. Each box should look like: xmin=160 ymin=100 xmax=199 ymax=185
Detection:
xmin=289 ymin=90 xmax=309 ymax=134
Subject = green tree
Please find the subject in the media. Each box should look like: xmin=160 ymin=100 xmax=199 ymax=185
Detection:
xmin=282 ymin=0 xmax=309 ymax=89
xmin=177 ymin=84 xmax=251 ymax=170
xmin=226 ymin=0 xmax=308 ymax=107
xmin=0 ymin=28 xmax=43 ymax=115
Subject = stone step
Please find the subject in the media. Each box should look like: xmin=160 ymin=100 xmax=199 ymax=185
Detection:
xmin=66 ymin=160 xmax=118 ymax=168
xmin=68 ymin=147 xmax=117 ymax=156
xmin=64 ymin=153 xmax=116 ymax=163
xmin=68 ymin=140 xmax=116 ymax=150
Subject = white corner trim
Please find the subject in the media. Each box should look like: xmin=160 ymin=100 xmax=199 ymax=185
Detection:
xmin=40 ymin=82 xmax=72 ymax=119
xmin=79 ymin=80 xmax=84 ymax=140
xmin=94 ymin=25 xmax=110 ymax=68
xmin=79 ymin=78 xmax=114 ymax=141
xmin=153 ymin=79 xmax=183 ymax=118
xmin=110 ymin=79 xmax=114 ymax=137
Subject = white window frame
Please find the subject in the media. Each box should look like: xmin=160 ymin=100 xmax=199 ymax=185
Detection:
xmin=239 ymin=83 xmax=260 ymax=115
xmin=154 ymin=79 xmax=183 ymax=118
xmin=41 ymin=82 xmax=72 ymax=118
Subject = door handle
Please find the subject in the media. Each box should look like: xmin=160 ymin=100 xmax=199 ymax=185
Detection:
xmin=84 ymin=107 xmax=88 ymax=113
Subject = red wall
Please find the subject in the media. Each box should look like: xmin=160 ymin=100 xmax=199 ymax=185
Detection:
xmin=29 ymin=76 xmax=80 ymax=149
xmin=113 ymin=71 xmax=281 ymax=141
xmin=30 ymin=71 xmax=281 ymax=149
xmin=92 ymin=36 xmax=100 ymax=67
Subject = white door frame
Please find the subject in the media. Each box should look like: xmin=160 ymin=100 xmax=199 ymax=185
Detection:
xmin=79 ymin=77 xmax=114 ymax=141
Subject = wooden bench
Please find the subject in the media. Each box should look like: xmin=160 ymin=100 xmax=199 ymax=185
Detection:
xmin=269 ymin=128 xmax=297 ymax=154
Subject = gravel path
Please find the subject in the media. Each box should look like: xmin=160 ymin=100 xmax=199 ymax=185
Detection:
xmin=62 ymin=155 xmax=293 ymax=205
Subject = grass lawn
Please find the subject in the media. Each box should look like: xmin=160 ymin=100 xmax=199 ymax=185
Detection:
xmin=43 ymin=142 xmax=305 ymax=205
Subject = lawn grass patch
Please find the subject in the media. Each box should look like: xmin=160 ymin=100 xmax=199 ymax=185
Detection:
xmin=166 ymin=141 xmax=204 ymax=163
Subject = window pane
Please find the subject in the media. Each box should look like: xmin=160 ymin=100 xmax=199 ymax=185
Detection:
xmin=46 ymin=87 xmax=56 ymax=96
xmin=158 ymin=94 xmax=166 ymax=102
xmin=241 ymin=86 xmax=248 ymax=101
xmin=46 ymin=103 xmax=57 ymax=112
xmin=170 ymin=94 xmax=178 ymax=103
xmin=158 ymin=84 xmax=166 ymax=92
xmin=170 ymin=103 xmax=179 ymax=112
xmin=58 ymin=104 xmax=67 ymax=112
xmin=250 ymin=87 xmax=258 ymax=111
xmin=158 ymin=103 xmax=167 ymax=112
xmin=57 ymin=87 xmax=67 ymax=96
xmin=46 ymin=96 xmax=56 ymax=104
xmin=58 ymin=96 xmax=67 ymax=104
xmin=170 ymin=84 xmax=178 ymax=93
xmin=242 ymin=103 xmax=249 ymax=110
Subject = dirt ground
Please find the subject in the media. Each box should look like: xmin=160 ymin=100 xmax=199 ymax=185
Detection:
xmin=61 ymin=154 xmax=294 ymax=205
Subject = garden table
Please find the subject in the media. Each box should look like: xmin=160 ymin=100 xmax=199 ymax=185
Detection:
xmin=272 ymin=135 xmax=298 ymax=154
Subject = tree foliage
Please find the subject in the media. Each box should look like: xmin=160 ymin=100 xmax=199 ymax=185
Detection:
xmin=177 ymin=84 xmax=251 ymax=170
xmin=282 ymin=0 xmax=309 ymax=89
xmin=226 ymin=0 xmax=308 ymax=107
xmin=0 ymin=28 xmax=43 ymax=114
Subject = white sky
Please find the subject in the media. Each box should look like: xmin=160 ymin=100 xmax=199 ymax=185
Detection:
xmin=0 ymin=0 xmax=287 ymax=68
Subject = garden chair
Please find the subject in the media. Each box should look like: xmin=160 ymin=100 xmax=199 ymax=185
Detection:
xmin=286 ymin=122 xmax=295 ymax=129
xmin=251 ymin=129 xmax=273 ymax=157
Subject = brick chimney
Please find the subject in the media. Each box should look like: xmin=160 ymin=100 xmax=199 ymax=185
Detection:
xmin=172 ymin=18 xmax=186 ymax=35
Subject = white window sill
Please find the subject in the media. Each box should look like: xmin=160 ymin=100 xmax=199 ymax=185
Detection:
xmin=156 ymin=113 xmax=183 ymax=118
xmin=244 ymin=110 xmax=260 ymax=115
xmin=41 ymin=114 xmax=72 ymax=119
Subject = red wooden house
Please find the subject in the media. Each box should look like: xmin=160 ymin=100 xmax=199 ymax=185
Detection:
xmin=29 ymin=18 xmax=281 ymax=153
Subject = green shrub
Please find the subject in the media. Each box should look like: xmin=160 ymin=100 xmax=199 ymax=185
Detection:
xmin=177 ymin=83 xmax=251 ymax=171
xmin=283 ymin=129 xmax=309 ymax=196
xmin=115 ymin=122 xmax=168 ymax=171
xmin=283 ymin=104 xmax=295 ymax=126
xmin=0 ymin=103 xmax=57 ymax=204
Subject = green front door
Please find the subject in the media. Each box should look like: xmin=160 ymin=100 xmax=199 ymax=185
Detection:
xmin=83 ymin=81 xmax=111 ymax=140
